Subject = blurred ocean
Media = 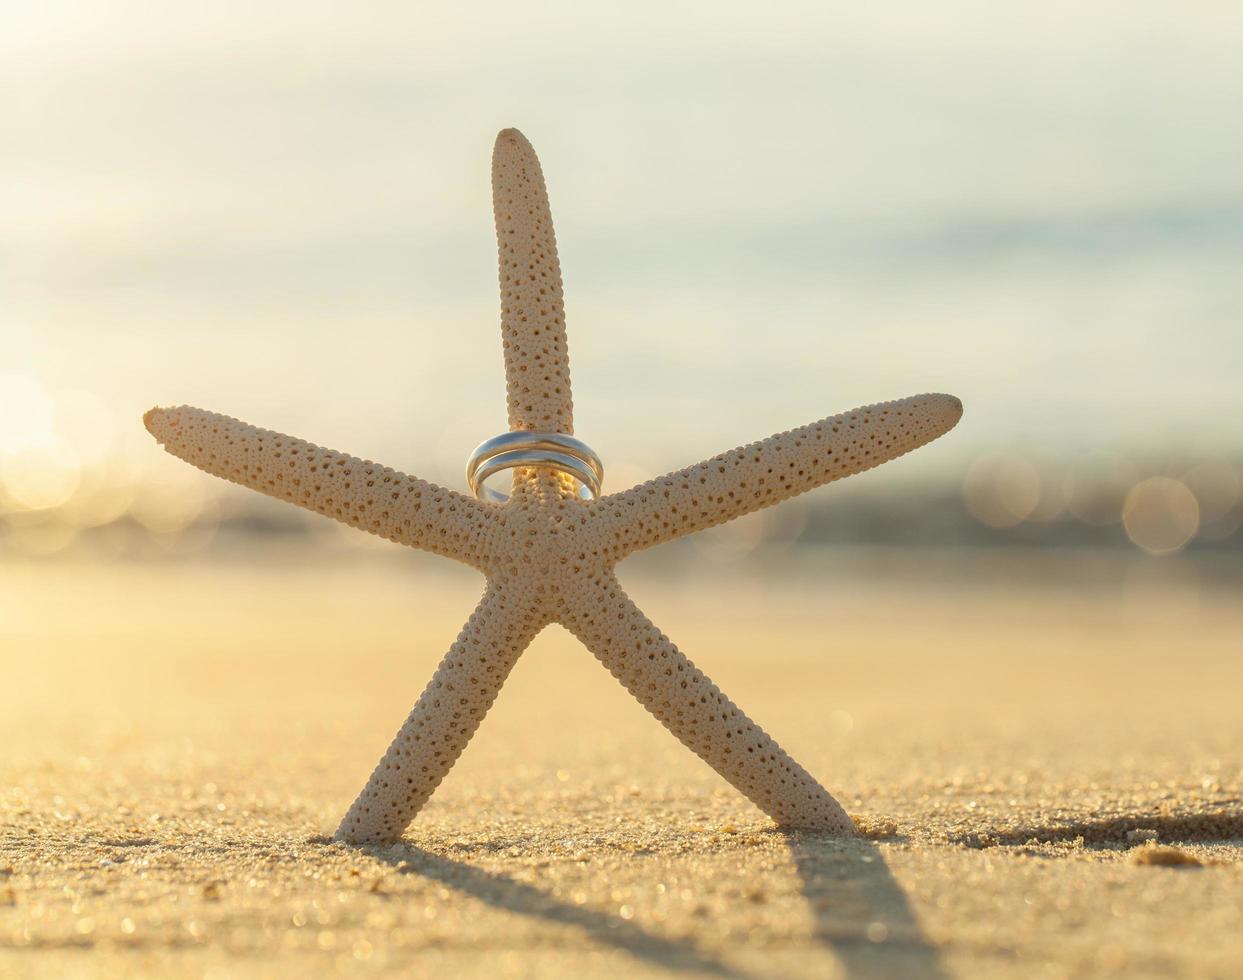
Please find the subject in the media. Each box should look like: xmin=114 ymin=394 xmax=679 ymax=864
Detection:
xmin=3 ymin=1 xmax=1241 ymax=573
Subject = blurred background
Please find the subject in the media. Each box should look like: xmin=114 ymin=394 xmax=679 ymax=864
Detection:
xmin=4 ymin=0 xmax=1241 ymax=602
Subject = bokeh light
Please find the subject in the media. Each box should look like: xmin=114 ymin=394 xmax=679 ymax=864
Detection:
xmin=127 ymin=463 xmax=211 ymax=535
xmin=0 ymin=370 xmax=54 ymax=452
xmin=1182 ymin=462 xmax=1242 ymax=541
xmin=1 ymin=441 xmax=82 ymax=511
xmin=1019 ymin=455 xmax=1065 ymax=523
xmin=1122 ymin=477 xmax=1200 ymax=556
xmin=962 ymin=454 xmax=1041 ymax=528
xmin=59 ymin=467 xmax=135 ymax=528
xmin=51 ymin=388 xmax=114 ymax=467
xmin=1063 ymin=454 xmax=1137 ymax=526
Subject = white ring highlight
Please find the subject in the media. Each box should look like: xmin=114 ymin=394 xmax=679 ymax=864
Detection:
xmin=466 ymin=431 xmax=604 ymax=504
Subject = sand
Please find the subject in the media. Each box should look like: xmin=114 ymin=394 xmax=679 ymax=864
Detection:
xmin=2 ymin=556 xmax=1241 ymax=978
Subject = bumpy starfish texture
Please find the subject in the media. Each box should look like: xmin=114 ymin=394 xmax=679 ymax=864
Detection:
xmin=145 ymin=128 xmax=962 ymax=844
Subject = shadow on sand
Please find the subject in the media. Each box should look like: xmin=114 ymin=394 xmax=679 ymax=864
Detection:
xmin=784 ymin=831 xmax=948 ymax=979
xmin=368 ymin=843 xmax=749 ymax=978
xmin=340 ymin=832 xmax=943 ymax=978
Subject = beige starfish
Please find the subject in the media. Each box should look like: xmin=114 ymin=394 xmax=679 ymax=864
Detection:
xmin=144 ymin=128 xmax=962 ymax=844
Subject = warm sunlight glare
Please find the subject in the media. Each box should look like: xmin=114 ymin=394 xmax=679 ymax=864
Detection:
xmin=0 ymin=443 xmax=82 ymax=511
xmin=0 ymin=370 xmax=54 ymax=450
xmin=126 ymin=461 xmax=210 ymax=534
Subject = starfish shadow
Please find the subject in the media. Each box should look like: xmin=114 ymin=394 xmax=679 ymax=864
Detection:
xmin=784 ymin=832 xmax=948 ymax=980
xmin=366 ymin=843 xmax=750 ymax=978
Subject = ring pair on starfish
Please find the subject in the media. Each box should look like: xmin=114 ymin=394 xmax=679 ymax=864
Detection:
xmin=145 ymin=129 xmax=962 ymax=844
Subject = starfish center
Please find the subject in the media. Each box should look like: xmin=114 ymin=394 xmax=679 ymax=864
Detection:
xmin=481 ymin=471 xmax=612 ymax=589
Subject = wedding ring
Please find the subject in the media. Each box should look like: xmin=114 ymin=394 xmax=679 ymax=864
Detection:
xmin=467 ymin=431 xmax=604 ymax=504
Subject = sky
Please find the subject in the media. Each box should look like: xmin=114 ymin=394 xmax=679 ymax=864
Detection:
xmin=5 ymin=1 xmax=1243 ymax=494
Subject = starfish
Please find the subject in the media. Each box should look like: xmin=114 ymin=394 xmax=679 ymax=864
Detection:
xmin=144 ymin=129 xmax=962 ymax=844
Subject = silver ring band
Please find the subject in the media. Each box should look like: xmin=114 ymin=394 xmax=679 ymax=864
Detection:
xmin=467 ymin=431 xmax=604 ymax=504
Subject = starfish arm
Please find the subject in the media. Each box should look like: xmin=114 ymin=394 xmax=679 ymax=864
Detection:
xmin=493 ymin=128 xmax=574 ymax=433
xmin=144 ymin=406 xmax=494 ymax=568
xmin=595 ymin=393 xmax=963 ymax=558
xmin=560 ymin=576 xmax=856 ymax=834
xmin=334 ymin=582 xmax=547 ymax=844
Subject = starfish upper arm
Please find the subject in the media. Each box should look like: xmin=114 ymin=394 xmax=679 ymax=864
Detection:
xmin=592 ymin=393 xmax=963 ymax=559
xmin=492 ymin=128 xmax=574 ymax=434
xmin=144 ymin=406 xmax=495 ymax=568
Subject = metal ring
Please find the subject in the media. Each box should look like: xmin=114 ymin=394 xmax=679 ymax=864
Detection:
xmin=467 ymin=431 xmax=604 ymax=485
xmin=466 ymin=431 xmax=605 ymax=504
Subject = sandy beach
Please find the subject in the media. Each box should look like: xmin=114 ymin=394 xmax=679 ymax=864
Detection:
xmin=1 ymin=556 xmax=1239 ymax=978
